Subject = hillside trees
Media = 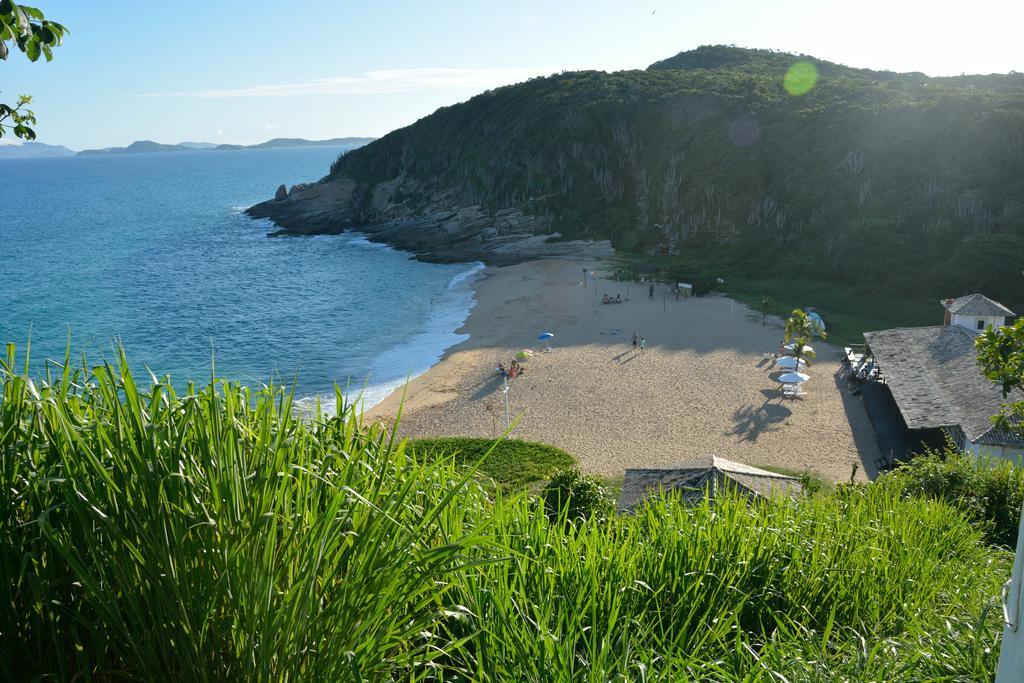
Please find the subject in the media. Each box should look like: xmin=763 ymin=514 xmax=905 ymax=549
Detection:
xmin=322 ymin=46 xmax=1024 ymax=305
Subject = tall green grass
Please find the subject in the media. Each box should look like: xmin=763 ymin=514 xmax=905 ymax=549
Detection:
xmin=0 ymin=345 xmax=1011 ymax=680
xmin=879 ymin=448 xmax=1024 ymax=550
xmin=449 ymin=486 xmax=1008 ymax=680
xmin=0 ymin=345 xmax=493 ymax=680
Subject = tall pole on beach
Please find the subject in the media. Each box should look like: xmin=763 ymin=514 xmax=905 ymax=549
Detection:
xmin=583 ymin=268 xmax=587 ymax=288
xmin=502 ymin=378 xmax=511 ymax=430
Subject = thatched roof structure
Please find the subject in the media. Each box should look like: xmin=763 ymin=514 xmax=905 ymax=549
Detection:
xmin=863 ymin=325 xmax=1024 ymax=447
xmin=941 ymin=294 xmax=1015 ymax=318
xmin=617 ymin=455 xmax=802 ymax=512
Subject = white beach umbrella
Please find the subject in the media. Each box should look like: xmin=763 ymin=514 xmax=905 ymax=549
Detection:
xmin=807 ymin=312 xmax=826 ymax=335
xmin=783 ymin=343 xmax=814 ymax=354
xmin=774 ymin=356 xmax=807 ymax=370
xmin=776 ymin=371 xmax=811 ymax=384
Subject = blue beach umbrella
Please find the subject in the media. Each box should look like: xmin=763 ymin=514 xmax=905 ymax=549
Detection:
xmin=537 ymin=332 xmax=554 ymax=340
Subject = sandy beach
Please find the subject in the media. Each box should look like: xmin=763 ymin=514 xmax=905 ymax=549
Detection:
xmin=368 ymin=259 xmax=881 ymax=483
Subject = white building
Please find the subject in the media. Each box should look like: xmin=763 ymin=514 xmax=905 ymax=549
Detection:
xmin=941 ymin=293 xmax=1015 ymax=332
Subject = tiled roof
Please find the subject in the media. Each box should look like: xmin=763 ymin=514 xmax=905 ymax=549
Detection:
xmin=941 ymin=294 xmax=1015 ymax=318
xmin=617 ymin=455 xmax=802 ymax=512
xmin=863 ymin=325 xmax=1024 ymax=445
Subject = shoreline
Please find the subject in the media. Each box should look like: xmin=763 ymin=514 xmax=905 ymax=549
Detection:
xmin=348 ymin=259 xmax=486 ymax=409
xmin=366 ymin=259 xmax=882 ymax=483
xmin=291 ymin=250 xmax=486 ymax=415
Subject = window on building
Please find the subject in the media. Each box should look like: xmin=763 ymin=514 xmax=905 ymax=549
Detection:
xmin=977 ymin=319 xmax=985 ymax=330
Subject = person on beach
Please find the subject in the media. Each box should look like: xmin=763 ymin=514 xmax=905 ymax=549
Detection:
xmin=631 ymin=331 xmax=638 ymax=351
xmin=639 ymin=337 xmax=646 ymax=353
xmin=649 ymin=284 xmax=655 ymax=299
xmin=497 ymin=363 xmax=507 ymax=379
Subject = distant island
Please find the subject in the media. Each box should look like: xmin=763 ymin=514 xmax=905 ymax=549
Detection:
xmin=0 ymin=137 xmax=376 ymax=159
xmin=0 ymin=141 xmax=76 ymax=159
xmin=77 ymin=137 xmax=376 ymax=156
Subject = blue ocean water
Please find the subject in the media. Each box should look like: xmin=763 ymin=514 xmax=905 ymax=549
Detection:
xmin=0 ymin=147 xmax=480 ymax=408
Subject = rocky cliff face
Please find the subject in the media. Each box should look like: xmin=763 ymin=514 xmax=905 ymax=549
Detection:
xmin=247 ymin=175 xmax=614 ymax=265
xmin=247 ymin=46 xmax=1024 ymax=301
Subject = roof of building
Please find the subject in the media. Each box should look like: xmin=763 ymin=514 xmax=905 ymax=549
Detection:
xmin=940 ymin=294 xmax=1015 ymax=318
xmin=863 ymin=325 xmax=1024 ymax=447
xmin=617 ymin=455 xmax=802 ymax=512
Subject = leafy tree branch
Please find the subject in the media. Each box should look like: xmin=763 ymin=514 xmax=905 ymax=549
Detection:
xmin=977 ymin=317 xmax=1024 ymax=434
xmin=0 ymin=1 xmax=67 ymax=139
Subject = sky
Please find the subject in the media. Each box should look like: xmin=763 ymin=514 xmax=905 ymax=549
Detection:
xmin=3 ymin=0 xmax=1023 ymax=150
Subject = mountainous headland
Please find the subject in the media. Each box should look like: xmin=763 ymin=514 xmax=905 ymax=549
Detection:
xmin=77 ymin=136 xmax=376 ymax=156
xmin=248 ymin=45 xmax=1024 ymax=306
xmin=0 ymin=141 xmax=75 ymax=159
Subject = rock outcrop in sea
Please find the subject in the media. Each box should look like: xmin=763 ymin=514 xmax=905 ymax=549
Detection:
xmin=247 ymin=177 xmax=614 ymax=266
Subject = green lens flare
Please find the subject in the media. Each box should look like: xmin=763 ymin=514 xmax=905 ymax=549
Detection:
xmin=784 ymin=61 xmax=818 ymax=96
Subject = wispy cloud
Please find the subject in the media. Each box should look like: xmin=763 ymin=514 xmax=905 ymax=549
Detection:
xmin=127 ymin=66 xmax=600 ymax=99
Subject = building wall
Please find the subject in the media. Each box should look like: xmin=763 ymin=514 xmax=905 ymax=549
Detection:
xmin=966 ymin=440 xmax=1024 ymax=465
xmin=951 ymin=313 xmax=1006 ymax=332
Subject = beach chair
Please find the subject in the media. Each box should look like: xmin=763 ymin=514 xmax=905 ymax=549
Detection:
xmin=858 ymin=361 xmax=875 ymax=381
xmin=781 ymin=383 xmax=806 ymax=399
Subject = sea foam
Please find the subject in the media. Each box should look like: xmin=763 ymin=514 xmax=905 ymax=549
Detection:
xmin=294 ymin=255 xmax=485 ymax=417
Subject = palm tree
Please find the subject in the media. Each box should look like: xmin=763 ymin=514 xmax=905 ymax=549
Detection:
xmin=784 ymin=309 xmax=826 ymax=367
xmin=784 ymin=308 xmax=810 ymax=343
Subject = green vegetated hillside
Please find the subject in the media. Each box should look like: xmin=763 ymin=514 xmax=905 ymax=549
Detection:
xmin=0 ymin=348 xmax=1013 ymax=679
xmin=329 ymin=45 xmax=1024 ymax=306
xmin=406 ymin=436 xmax=574 ymax=490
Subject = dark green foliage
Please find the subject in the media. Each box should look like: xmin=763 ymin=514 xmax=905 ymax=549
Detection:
xmin=327 ymin=45 xmax=1024 ymax=308
xmin=0 ymin=2 xmax=66 ymax=64
xmin=880 ymin=448 xmax=1024 ymax=549
xmin=719 ymin=272 xmax=940 ymax=344
xmin=406 ymin=436 xmax=574 ymax=490
xmin=796 ymin=468 xmax=823 ymax=497
xmin=541 ymin=467 xmax=615 ymax=523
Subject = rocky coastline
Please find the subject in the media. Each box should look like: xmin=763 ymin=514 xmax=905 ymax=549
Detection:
xmin=246 ymin=178 xmax=614 ymax=266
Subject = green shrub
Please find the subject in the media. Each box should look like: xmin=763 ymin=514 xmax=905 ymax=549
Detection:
xmin=452 ymin=483 xmax=1009 ymax=680
xmin=406 ymin=436 xmax=574 ymax=490
xmin=0 ymin=346 xmax=1013 ymax=680
xmin=880 ymin=448 xmax=1024 ymax=549
xmin=541 ymin=468 xmax=615 ymax=523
